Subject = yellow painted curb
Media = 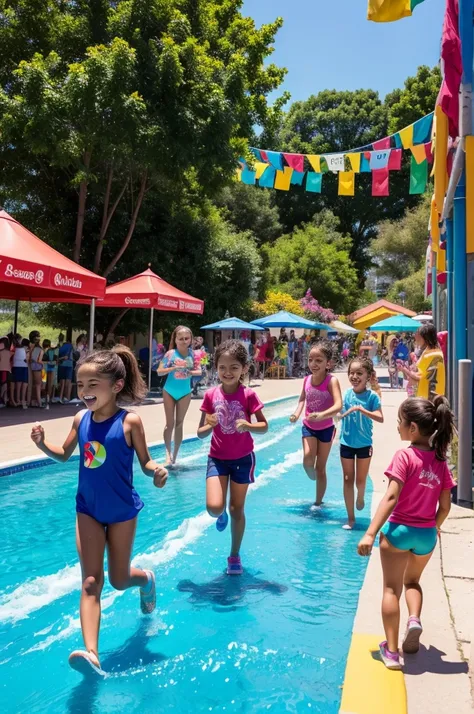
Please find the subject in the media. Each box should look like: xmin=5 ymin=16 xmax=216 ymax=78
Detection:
xmin=339 ymin=633 xmax=407 ymax=714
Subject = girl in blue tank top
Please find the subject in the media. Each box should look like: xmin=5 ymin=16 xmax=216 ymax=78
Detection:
xmin=31 ymin=346 xmax=168 ymax=678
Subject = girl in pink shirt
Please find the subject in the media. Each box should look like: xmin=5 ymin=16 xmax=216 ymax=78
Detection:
xmin=290 ymin=342 xmax=342 ymax=507
xmin=358 ymin=396 xmax=455 ymax=670
xmin=198 ymin=340 xmax=268 ymax=575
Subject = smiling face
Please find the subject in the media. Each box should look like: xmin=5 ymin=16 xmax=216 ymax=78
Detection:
xmin=76 ymin=364 xmax=124 ymax=412
xmin=217 ymin=352 xmax=246 ymax=389
xmin=308 ymin=348 xmax=328 ymax=377
xmin=348 ymin=361 xmax=370 ymax=392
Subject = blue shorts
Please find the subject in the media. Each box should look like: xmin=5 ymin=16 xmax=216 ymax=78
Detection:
xmin=12 ymin=366 xmax=28 ymax=383
xmin=58 ymin=365 xmax=73 ymax=381
xmin=381 ymin=522 xmax=438 ymax=556
xmin=302 ymin=424 xmax=335 ymax=443
xmin=340 ymin=444 xmax=373 ymax=460
xmin=206 ymin=453 xmax=256 ymax=485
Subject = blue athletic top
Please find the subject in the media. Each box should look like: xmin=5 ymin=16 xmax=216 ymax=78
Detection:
xmin=340 ymin=388 xmax=381 ymax=449
xmin=76 ymin=409 xmax=144 ymax=524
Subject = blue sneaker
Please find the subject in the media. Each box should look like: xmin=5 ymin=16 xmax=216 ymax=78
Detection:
xmin=216 ymin=510 xmax=228 ymax=532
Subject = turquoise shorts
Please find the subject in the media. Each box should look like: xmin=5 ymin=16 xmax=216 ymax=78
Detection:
xmin=381 ymin=521 xmax=437 ymax=556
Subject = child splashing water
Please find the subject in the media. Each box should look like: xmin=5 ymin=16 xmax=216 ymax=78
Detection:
xmin=31 ymin=346 xmax=168 ymax=677
xmin=290 ymin=342 xmax=342 ymax=508
xmin=198 ymin=340 xmax=268 ymax=575
xmin=358 ymin=396 xmax=455 ymax=670
xmin=340 ymin=357 xmax=384 ymax=530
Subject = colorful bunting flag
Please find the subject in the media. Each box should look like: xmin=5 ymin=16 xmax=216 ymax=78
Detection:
xmin=241 ymin=166 xmax=256 ymax=185
xmin=369 ymin=150 xmax=391 ymax=170
xmin=372 ymin=137 xmax=391 ymax=150
xmin=306 ymin=172 xmax=322 ymax=193
xmin=266 ymin=151 xmax=283 ymax=171
xmin=360 ymin=154 xmax=371 ymax=172
xmin=324 ymin=154 xmax=345 ymax=172
xmin=259 ymin=166 xmax=276 ymax=189
xmin=307 ymin=155 xmax=321 ymax=172
xmin=388 ymin=149 xmax=402 ymax=170
xmin=434 ymin=106 xmax=449 ymax=214
xmin=409 ymin=157 xmax=428 ymax=195
xmin=372 ymin=168 xmax=389 ymax=196
xmin=254 ymin=162 xmax=268 ymax=180
xmin=399 ymin=124 xmax=414 ymax=149
xmin=338 ymin=171 xmax=355 ymax=196
xmin=367 ymin=0 xmax=425 ymax=23
xmin=424 ymin=142 xmax=433 ymax=164
xmin=347 ymin=153 xmax=361 ymax=173
xmin=283 ymin=153 xmax=305 ymax=172
xmin=274 ymin=167 xmax=293 ymax=191
xmin=413 ymin=113 xmax=434 ymax=145
xmin=290 ymin=171 xmax=305 ymax=186
xmin=411 ymin=144 xmax=427 ymax=164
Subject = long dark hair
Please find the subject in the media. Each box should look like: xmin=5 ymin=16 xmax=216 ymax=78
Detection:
xmin=79 ymin=345 xmax=147 ymax=404
xmin=399 ymin=396 xmax=454 ymax=460
xmin=417 ymin=323 xmax=439 ymax=349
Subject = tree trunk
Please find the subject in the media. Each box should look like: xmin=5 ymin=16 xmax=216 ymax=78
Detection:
xmin=93 ymin=171 xmax=129 ymax=274
xmin=103 ymin=308 xmax=129 ymax=343
xmin=72 ymin=151 xmax=91 ymax=264
xmin=102 ymin=171 xmax=148 ymax=278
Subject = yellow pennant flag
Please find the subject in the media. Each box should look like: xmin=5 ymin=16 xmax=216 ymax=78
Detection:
xmin=255 ymin=162 xmax=268 ymax=180
xmin=307 ymin=155 xmax=321 ymax=173
xmin=338 ymin=171 xmax=355 ymax=197
xmin=399 ymin=124 xmax=414 ymax=149
xmin=411 ymin=144 xmax=427 ymax=164
xmin=274 ymin=167 xmax=293 ymax=191
xmin=434 ymin=106 xmax=449 ymax=215
xmin=368 ymin=0 xmax=420 ymax=22
xmin=347 ymin=153 xmax=361 ymax=173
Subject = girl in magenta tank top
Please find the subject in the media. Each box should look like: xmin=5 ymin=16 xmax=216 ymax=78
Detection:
xmin=290 ymin=343 xmax=342 ymax=507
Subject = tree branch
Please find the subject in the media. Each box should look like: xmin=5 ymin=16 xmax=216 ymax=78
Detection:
xmin=103 ymin=308 xmax=129 ymax=343
xmin=102 ymin=171 xmax=148 ymax=278
xmin=72 ymin=150 xmax=91 ymax=264
xmin=92 ymin=167 xmax=129 ymax=274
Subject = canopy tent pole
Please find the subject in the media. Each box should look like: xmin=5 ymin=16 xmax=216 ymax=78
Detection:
xmin=88 ymin=299 xmax=96 ymax=353
xmin=13 ymin=300 xmax=19 ymax=334
xmin=148 ymin=307 xmax=154 ymax=391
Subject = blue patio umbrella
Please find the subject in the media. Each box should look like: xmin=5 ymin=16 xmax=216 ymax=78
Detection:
xmin=201 ymin=316 xmax=264 ymax=331
xmin=370 ymin=315 xmax=420 ymax=332
xmin=251 ymin=310 xmax=327 ymax=330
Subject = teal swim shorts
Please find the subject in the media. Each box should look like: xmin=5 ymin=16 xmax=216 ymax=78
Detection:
xmin=381 ymin=521 xmax=437 ymax=556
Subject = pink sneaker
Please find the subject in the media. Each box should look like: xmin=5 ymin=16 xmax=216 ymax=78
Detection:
xmin=402 ymin=617 xmax=423 ymax=653
xmin=227 ymin=556 xmax=243 ymax=575
xmin=379 ymin=641 xmax=402 ymax=670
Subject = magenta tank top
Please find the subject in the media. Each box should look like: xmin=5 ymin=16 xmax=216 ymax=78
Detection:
xmin=303 ymin=374 xmax=334 ymax=430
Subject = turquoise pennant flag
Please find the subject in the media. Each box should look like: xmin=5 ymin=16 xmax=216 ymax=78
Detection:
xmin=241 ymin=166 xmax=256 ymax=185
xmin=258 ymin=166 xmax=276 ymax=188
xmin=394 ymin=133 xmax=402 ymax=149
xmin=409 ymin=156 xmax=428 ymax=194
xmin=360 ymin=154 xmax=371 ymax=172
xmin=413 ymin=114 xmax=433 ymax=145
xmin=266 ymin=151 xmax=283 ymax=171
xmin=290 ymin=171 xmax=305 ymax=186
xmin=306 ymin=172 xmax=322 ymax=193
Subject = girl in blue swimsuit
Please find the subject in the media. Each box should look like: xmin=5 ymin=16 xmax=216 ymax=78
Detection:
xmin=31 ymin=346 xmax=168 ymax=677
xmin=157 ymin=325 xmax=202 ymax=466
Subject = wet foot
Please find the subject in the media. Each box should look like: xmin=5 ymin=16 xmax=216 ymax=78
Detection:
xmin=342 ymin=521 xmax=355 ymax=530
xmin=68 ymin=650 xmax=104 ymax=677
xmin=356 ymin=493 xmax=365 ymax=511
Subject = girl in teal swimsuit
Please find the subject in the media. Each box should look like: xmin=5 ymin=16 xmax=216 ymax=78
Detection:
xmin=158 ymin=325 xmax=202 ymax=466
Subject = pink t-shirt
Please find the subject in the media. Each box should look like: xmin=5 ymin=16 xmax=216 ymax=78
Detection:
xmin=303 ymin=374 xmax=334 ymax=431
xmin=386 ymin=447 xmax=455 ymax=528
xmin=200 ymin=385 xmax=264 ymax=460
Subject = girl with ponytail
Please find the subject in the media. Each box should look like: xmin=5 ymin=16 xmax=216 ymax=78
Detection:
xmin=357 ymin=396 xmax=455 ymax=670
xmin=31 ymin=345 xmax=168 ymax=677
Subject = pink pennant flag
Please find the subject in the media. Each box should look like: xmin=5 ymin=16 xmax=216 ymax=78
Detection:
xmin=372 ymin=168 xmax=389 ymax=197
xmin=388 ymin=149 xmax=402 ymax=170
xmin=372 ymin=137 xmax=390 ymax=150
xmin=260 ymin=150 xmax=269 ymax=163
xmin=283 ymin=152 xmax=305 ymax=173
xmin=424 ymin=142 xmax=433 ymax=163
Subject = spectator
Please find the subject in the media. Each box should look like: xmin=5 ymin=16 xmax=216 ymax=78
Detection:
xmin=0 ymin=336 xmax=12 ymax=408
xmin=58 ymin=334 xmax=74 ymax=403
xmin=13 ymin=337 xmax=30 ymax=409
xmin=42 ymin=339 xmax=57 ymax=410
xmin=29 ymin=330 xmax=44 ymax=408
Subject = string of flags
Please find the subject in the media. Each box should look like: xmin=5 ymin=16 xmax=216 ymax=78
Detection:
xmin=367 ymin=0 xmax=426 ymax=23
xmin=237 ymin=113 xmax=434 ymax=198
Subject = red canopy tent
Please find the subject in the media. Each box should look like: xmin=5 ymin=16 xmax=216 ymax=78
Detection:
xmin=71 ymin=268 xmax=204 ymax=388
xmin=0 ymin=209 xmax=106 ymax=337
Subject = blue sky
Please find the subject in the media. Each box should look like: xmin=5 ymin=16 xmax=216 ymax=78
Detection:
xmin=242 ymin=0 xmax=445 ymax=102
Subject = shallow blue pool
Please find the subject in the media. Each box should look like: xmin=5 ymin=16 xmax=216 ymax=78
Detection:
xmin=0 ymin=399 xmax=371 ymax=714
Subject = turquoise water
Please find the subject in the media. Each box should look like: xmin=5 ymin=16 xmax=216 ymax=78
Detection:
xmin=0 ymin=399 xmax=371 ymax=714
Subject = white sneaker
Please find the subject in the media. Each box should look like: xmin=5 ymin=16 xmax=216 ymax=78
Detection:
xmin=52 ymin=397 xmax=60 ymax=404
xmin=45 ymin=403 xmax=50 ymax=410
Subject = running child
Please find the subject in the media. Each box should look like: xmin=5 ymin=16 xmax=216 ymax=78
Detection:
xmin=31 ymin=346 xmax=168 ymax=677
xmin=290 ymin=342 xmax=342 ymax=507
xmin=340 ymin=357 xmax=384 ymax=530
xmin=358 ymin=396 xmax=455 ymax=670
xmin=198 ymin=340 xmax=268 ymax=575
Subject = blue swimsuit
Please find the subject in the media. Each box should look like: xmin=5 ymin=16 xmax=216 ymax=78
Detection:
xmin=76 ymin=409 xmax=144 ymax=525
xmin=162 ymin=349 xmax=194 ymax=401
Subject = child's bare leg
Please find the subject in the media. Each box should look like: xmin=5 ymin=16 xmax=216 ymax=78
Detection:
xmin=379 ymin=534 xmax=409 ymax=652
xmin=76 ymin=514 xmax=107 ymax=662
xmin=315 ymin=440 xmax=332 ymax=505
xmin=229 ymin=482 xmax=249 ymax=556
xmin=206 ymin=474 xmax=228 ymax=517
xmin=341 ymin=457 xmax=356 ymax=526
xmin=302 ymin=437 xmax=317 ymax=483
xmin=355 ymin=457 xmax=371 ymax=511
xmin=106 ymin=518 xmax=148 ymax=590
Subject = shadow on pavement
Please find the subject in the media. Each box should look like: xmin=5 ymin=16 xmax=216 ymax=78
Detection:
xmin=403 ymin=644 xmax=469 ymax=675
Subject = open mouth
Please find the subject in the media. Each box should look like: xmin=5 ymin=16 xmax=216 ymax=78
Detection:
xmin=82 ymin=396 xmax=97 ymax=407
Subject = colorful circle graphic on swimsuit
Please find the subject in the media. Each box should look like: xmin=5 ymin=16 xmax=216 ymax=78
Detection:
xmin=84 ymin=441 xmax=107 ymax=469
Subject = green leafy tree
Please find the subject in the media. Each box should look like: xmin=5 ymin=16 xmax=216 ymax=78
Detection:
xmin=386 ymin=65 xmax=441 ymax=134
xmin=214 ymin=183 xmax=282 ymax=244
xmin=387 ymin=269 xmax=431 ymax=313
xmin=262 ymin=223 xmax=359 ymax=314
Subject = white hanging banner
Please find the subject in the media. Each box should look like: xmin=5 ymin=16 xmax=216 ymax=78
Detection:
xmin=323 ymin=154 xmax=345 ymax=172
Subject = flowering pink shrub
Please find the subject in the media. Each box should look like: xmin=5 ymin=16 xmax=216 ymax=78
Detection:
xmin=300 ymin=289 xmax=337 ymax=323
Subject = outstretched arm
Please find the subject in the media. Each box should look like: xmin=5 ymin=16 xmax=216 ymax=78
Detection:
xmin=31 ymin=412 xmax=82 ymax=462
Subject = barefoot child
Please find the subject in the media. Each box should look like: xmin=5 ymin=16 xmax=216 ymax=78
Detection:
xmin=290 ymin=342 xmax=342 ymax=507
xmin=358 ymin=396 xmax=454 ymax=670
xmin=340 ymin=357 xmax=384 ymax=530
xmin=198 ymin=340 xmax=268 ymax=575
xmin=31 ymin=346 xmax=168 ymax=676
